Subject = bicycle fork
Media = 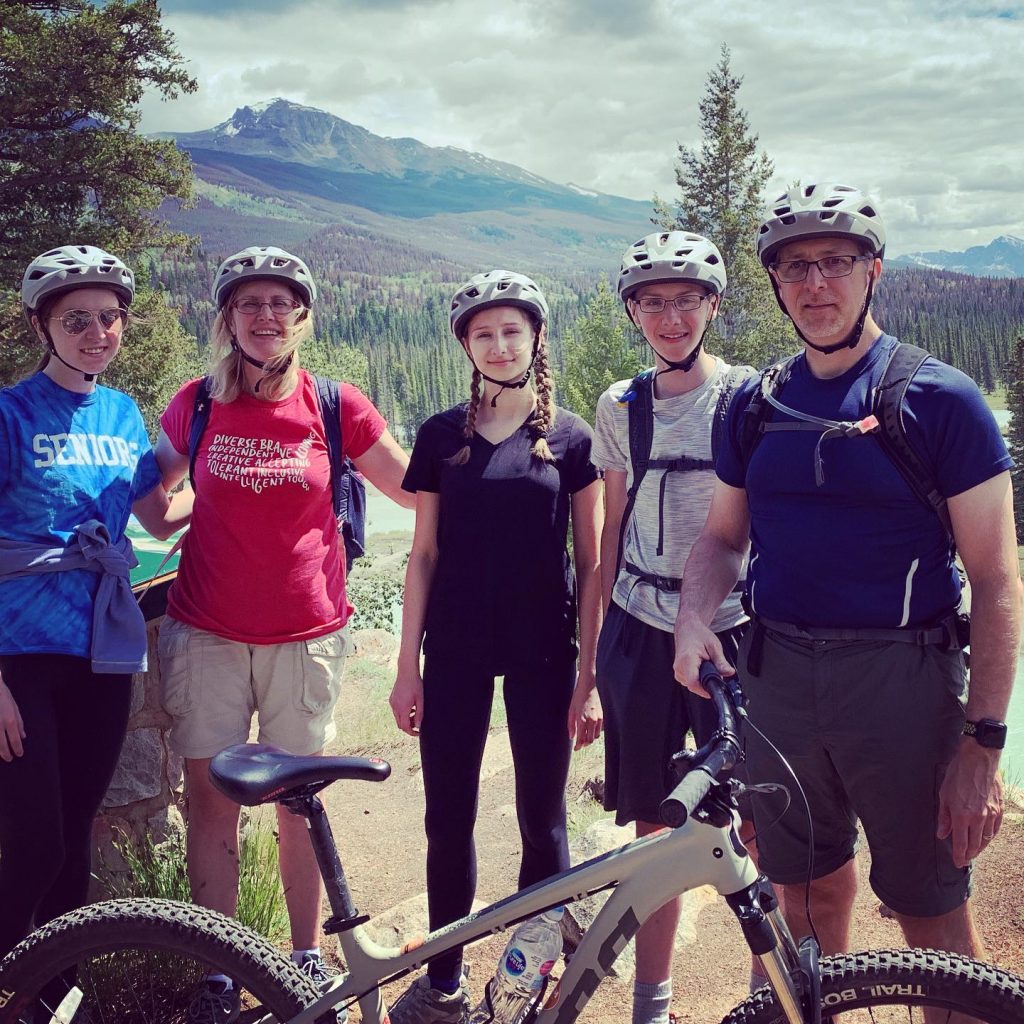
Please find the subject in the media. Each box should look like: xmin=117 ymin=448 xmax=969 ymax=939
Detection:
xmin=725 ymin=876 xmax=820 ymax=1024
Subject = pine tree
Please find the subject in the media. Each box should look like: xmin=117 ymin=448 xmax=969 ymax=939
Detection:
xmin=560 ymin=281 xmax=645 ymax=426
xmin=652 ymin=44 xmax=793 ymax=369
xmin=1005 ymin=335 xmax=1024 ymax=543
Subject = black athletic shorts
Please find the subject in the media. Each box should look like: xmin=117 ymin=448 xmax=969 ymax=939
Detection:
xmin=596 ymin=602 xmax=745 ymax=826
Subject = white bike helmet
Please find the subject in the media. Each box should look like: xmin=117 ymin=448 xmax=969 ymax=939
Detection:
xmin=21 ymin=245 xmax=135 ymax=312
xmin=449 ymin=270 xmax=548 ymax=340
xmin=757 ymin=183 xmax=886 ymax=268
xmin=617 ymin=231 xmax=727 ymax=304
xmin=212 ymin=246 xmax=317 ymax=309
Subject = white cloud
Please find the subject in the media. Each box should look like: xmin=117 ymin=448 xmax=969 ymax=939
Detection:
xmin=143 ymin=0 xmax=1024 ymax=254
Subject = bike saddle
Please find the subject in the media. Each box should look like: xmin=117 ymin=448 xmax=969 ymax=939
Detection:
xmin=209 ymin=743 xmax=391 ymax=806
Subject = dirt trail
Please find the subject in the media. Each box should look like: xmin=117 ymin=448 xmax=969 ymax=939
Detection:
xmin=320 ymin=638 xmax=1024 ymax=1024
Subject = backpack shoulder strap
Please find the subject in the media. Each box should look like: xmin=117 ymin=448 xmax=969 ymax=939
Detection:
xmin=613 ymin=369 xmax=656 ymax=580
xmin=871 ymin=343 xmax=954 ymax=544
xmin=735 ymin=354 xmax=801 ymax=477
xmin=313 ymin=374 xmax=344 ymax=521
xmin=711 ymin=364 xmax=758 ymax=466
xmin=187 ymin=376 xmax=214 ymax=488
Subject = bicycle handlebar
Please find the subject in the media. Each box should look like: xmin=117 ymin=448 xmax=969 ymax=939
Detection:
xmin=659 ymin=663 xmax=743 ymax=828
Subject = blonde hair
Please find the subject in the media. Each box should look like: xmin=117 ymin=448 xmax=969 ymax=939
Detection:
xmin=447 ymin=321 xmax=555 ymax=466
xmin=207 ymin=299 xmax=313 ymax=402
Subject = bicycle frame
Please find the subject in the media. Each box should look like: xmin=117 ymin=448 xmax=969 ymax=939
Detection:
xmin=284 ymin=802 xmax=805 ymax=1024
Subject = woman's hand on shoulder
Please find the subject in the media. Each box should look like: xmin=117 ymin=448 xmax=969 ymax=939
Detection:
xmin=389 ymin=665 xmax=424 ymax=737
xmin=567 ymin=671 xmax=603 ymax=751
xmin=0 ymin=674 xmax=26 ymax=760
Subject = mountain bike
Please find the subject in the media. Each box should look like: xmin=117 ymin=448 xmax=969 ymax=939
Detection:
xmin=1 ymin=666 xmax=1021 ymax=1024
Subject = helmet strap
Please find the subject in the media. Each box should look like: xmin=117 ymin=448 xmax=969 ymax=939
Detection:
xmin=39 ymin=323 xmax=98 ymax=383
xmin=471 ymin=334 xmax=539 ymax=408
xmin=230 ymin=338 xmax=293 ymax=394
xmin=648 ymin=311 xmax=714 ymax=382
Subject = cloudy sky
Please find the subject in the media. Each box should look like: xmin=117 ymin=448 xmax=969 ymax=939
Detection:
xmin=140 ymin=0 xmax=1024 ymax=256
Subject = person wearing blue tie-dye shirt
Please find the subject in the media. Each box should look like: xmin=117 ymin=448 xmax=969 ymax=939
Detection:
xmin=0 ymin=245 xmax=192 ymax=961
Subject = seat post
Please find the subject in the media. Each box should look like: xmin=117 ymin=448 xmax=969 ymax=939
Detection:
xmin=282 ymin=794 xmax=365 ymax=928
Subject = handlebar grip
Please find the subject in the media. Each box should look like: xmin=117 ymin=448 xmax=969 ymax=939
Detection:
xmin=699 ymin=660 xmax=724 ymax=689
xmin=659 ymin=767 xmax=714 ymax=828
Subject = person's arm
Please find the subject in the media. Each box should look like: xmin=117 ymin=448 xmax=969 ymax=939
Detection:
xmin=672 ymin=480 xmax=751 ymax=695
xmin=352 ymin=430 xmax=414 ymax=509
xmin=0 ymin=673 xmax=25 ymax=761
xmin=937 ymin=470 xmax=1022 ymax=867
xmin=154 ymin=429 xmax=190 ymax=491
xmin=600 ymin=468 xmax=627 ymax=615
xmin=131 ymin=483 xmax=193 ymax=541
xmin=131 ymin=431 xmax=194 ymax=540
xmin=389 ymin=490 xmax=440 ymax=735
xmin=567 ymin=479 xmax=604 ymax=750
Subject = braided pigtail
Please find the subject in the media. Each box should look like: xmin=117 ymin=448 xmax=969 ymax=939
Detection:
xmin=446 ymin=367 xmax=482 ymax=466
xmin=528 ymin=327 xmax=556 ymax=462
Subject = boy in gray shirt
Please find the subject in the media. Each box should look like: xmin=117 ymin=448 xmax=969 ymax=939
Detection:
xmin=593 ymin=231 xmax=753 ymax=1024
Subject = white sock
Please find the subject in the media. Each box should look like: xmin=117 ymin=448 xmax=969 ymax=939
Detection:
xmin=292 ymin=947 xmax=321 ymax=964
xmin=207 ymin=973 xmax=233 ymax=990
xmin=632 ymin=979 xmax=672 ymax=1024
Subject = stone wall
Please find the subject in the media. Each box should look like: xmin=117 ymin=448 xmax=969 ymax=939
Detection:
xmin=91 ymin=615 xmax=184 ymax=891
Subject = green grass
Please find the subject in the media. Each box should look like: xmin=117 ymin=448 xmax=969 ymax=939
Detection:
xmin=339 ymin=658 xmax=404 ymax=752
xmin=104 ymin=813 xmax=290 ymax=943
xmin=982 ymin=385 xmax=1008 ymax=411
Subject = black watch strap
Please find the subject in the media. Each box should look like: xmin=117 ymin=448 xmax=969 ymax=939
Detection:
xmin=963 ymin=718 xmax=1007 ymax=749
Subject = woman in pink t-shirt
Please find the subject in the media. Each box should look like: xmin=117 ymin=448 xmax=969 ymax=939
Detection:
xmin=154 ymin=246 xmax=411 ymax=1012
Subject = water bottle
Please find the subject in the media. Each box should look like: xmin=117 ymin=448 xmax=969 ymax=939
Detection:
xmin=469 ymin=907 xmax=565 ymax=1024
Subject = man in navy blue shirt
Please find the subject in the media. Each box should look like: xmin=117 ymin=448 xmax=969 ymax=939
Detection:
xmin=673 ymin=183 xmax=1021 ymax=966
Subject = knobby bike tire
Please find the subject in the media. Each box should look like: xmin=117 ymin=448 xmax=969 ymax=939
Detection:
xmin=719 ymin=948 xmax=1024 ymax=1023
xmin=0 ymin=898 xmax=327 ymax=1024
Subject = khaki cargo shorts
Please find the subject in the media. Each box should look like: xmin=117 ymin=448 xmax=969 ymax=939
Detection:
xmin=157 ymin=615 xmax=349 ymax=760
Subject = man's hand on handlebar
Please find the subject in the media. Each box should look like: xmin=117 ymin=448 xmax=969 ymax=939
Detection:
xmin=673 ymin=610 xmax=736 ymax=698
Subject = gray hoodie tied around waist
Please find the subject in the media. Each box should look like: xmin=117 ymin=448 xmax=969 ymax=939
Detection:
xmin=0 ymin=520 xmax=147 ymax=673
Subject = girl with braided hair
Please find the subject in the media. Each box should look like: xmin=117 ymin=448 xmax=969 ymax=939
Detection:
xmin=388 ymin=270 xmax=603 ymax=1024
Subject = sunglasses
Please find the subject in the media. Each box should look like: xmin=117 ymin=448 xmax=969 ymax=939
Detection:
xmin=49 ymin=308 xmax=126 ymax=336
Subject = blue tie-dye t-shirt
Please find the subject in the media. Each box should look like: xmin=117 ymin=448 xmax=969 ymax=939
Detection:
xmin=0 ymin=372 xmax=161 ymax=658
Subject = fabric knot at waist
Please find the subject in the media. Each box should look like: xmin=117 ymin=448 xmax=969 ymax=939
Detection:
xmin=0 ymin=519 xmax=147 ymax=673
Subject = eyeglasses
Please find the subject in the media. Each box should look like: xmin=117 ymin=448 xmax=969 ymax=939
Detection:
xmin=771 ymin=255 xmax=873 ymax=283
xmin=635 ymin=294 xmax=708 ymax=314
xmin=231 ymin=298 xmax=303 ymax=316
xmin=49 ymin=308 xmax=125 ymax=335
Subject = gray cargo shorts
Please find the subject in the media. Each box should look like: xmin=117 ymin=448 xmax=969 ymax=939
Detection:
xmin=739 ymin=624 xmax=970 ymax=917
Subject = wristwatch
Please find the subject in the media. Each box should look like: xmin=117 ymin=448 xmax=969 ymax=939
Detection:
xmin=962 ymin=718 xmax=1007 ymax=749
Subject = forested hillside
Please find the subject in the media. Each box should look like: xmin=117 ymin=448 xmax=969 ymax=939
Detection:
xmin=154 ymin=234 xmax=1024 ymax=445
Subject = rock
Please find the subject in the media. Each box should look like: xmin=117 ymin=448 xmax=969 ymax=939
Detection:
xmin=104 ymin=728 xmax=165 ymax=807
xmin=362 ymin=892 xmax=485 ymax=950
xmin=350 ymin=628 xmax=399 ymax=666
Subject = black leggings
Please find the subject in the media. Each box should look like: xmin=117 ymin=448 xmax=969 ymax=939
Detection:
xmin=0 ymin=654 xmax=131 ymax=957
xmin=420 ymin=655 xmax=574 ymax=983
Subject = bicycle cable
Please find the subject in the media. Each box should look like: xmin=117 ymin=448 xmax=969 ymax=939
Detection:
xmin=741 ymin=712 xmax=823 ymax=954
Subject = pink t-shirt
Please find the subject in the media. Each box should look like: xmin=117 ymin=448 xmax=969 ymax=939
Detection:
xmin=161 ymin=371 xmax=386 ymax=643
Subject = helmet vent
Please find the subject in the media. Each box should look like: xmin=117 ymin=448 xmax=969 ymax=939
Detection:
xmin=706 ymin=253 xmax=721 ymax=265
xmin=779 ymin=214 xmax=797 ymax=226
xmin=496 ymin=281 xmax=510 ymax=291
xmin=818 ymin=212 xmax=838 ymax=222
xmin=859 ymin=205 xmax=877 ymax=217
xmin=803 ymin=185 xmax=817 ymax=197
xmin=658 ymin=233 xmax=671 ymax=245
xmin=821 ymin=198 xmax=842 ymax=208
xmin=774 ymin=205 xmax=791 ymax=216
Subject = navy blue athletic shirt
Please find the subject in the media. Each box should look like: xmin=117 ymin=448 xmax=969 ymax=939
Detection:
xmin=716 ymin=335 xmax=1012 ymax=630
xmin=403 ymin=405 xmax=600 ymax=668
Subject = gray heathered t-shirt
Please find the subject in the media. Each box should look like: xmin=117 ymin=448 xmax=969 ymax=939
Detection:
xmin=593 ymin=357 xmax=748 ymax=635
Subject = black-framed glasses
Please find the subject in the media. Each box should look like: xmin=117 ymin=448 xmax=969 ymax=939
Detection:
xmin=635 ymin=294 xmax=708 ymax=314
xmin=232 ymin=297 xmax=303 ymax=316
xmin=771 ymin=255 xmax=872 ymax=283
xmin=50 ymin=308 xmax=126 ymax=335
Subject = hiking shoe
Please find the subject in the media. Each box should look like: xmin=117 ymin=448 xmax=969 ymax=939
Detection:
xmin=297 ymin=953 xmax=348 ymax=1024
xmin=186 ymin=980 xmax=241 ymax=1024
xmin=388 ymin=976 xmax=470 ymax=1024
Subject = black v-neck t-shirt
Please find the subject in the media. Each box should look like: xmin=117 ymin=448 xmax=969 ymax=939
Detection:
xmin=403 ymin=405 xmax=600 ymax=669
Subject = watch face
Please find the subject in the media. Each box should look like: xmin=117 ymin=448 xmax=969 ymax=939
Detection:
xmin=965 ymin=718 xmax=1007 ymax=749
